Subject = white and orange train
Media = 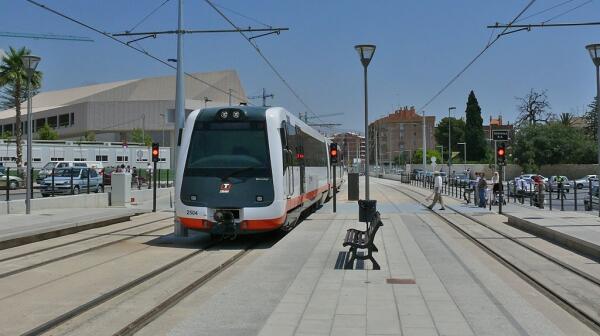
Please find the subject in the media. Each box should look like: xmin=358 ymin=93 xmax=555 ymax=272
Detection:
xmin=175 ymin=106 xmax=344 ymax=236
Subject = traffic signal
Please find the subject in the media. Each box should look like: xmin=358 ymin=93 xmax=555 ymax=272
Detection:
xmin=152 ymin=143 xmax=159 ymax=163
xmin=330 ymin=143 xmax=338 ymax=165
xmin=496 ymin=142 xmax=506 ymax=166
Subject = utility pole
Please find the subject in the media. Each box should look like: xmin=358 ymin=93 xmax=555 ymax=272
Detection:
xmin=422 ymin=110 xmax=427 ymax=168
xmin=228 ymin=88 xmax=232 ymax=106
xmin=248 ymin=88 xmax=274 ymax=107
xmin=173 ymin=0 xmax=186 ymax=236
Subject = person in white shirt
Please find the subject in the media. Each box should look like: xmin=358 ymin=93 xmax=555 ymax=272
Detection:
xmin=427 ymin=171 xmax=445 ymax=210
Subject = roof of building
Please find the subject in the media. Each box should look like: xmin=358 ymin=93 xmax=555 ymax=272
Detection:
xmin=372 ymin=106 xmax=434 ymax=126
xmin=0 ymin=69 xmax=245 ymax=119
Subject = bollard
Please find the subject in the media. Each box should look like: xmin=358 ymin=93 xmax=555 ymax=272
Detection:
xmin=560 ymin=184 xmax=564 ymax=211
xmin=529 ymin=184 xmax=533 ymax=206
xmin=148 ymin=170 xmax=152 ymax=189
xmin=574 ymin=185 xmax=577 ymax=211
xmin=589 ymin=180 xmax=593 ymax=211
xmin=30 ymin=167 xmax=34 ymax=199
xmin=5 ymin=167 xmax=9 ymax=202
xmin=51 ymin=168 xmax=55 ymax=197
xmin=167 ymin=169 xmax=170 ymax=188
xmin=549 ymin=187 xmax=552 ymax=211
xmin=87 ymin=168 xmax=90 ymax=194
xmin=70 ymin=167 xmax=74 ymax=195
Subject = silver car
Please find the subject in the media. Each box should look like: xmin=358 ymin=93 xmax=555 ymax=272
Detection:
xmin=573 ymin=175 xmax=598 ymax=189
xmin=40 ymin=168 xmax=103 ymax=196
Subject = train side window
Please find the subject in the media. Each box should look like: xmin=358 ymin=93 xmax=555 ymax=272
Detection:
xmin=280 ymin=122 xmax=289 ymax=172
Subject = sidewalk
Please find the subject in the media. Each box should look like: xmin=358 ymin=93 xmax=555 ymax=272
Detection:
xmin=168 ymin=179 xmax=591 ymax=336
xmin=387 ymin=176 xmax=600 ymax=259
xmin=0 ymin=193 xmax=173 ymax=249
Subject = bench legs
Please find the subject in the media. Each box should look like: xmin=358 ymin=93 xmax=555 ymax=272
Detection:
xmin=344 ymin=246 xmax=380 ymax=270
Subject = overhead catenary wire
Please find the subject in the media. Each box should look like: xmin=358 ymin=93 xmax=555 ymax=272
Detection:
xmin=515 ymin=0 xmax=578 ymax=22
xmin=542 ymin=0 xmax=593 ymax=23
xmin=204 ymin=0 xmax=325 ymax=124
xmin=127 ymin=0 xmax=172 ymax=33
xmin=417 ymin=0 xmax=537 ymax=113
xmin=211 ymin=1 xmax=272 ymax=28
xmin=23 ymin=0 xmax=251 ymax=105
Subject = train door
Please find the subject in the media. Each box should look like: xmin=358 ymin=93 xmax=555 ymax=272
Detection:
xmin=296 ymin=126 xmax=306 ymax=195
xmin=281 ymin=122 xmax=294 ymax=198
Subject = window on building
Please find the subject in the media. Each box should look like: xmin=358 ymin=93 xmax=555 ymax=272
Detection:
xmin=59 ymin=114 xmax=69 ymax=127
xmin=47 ymin=116 xmax=58 ymax=128
xmin=70 ymin=113 xmax=75 ymax=126
xmin=36 ymin=118 xmax=46 ymax=132
xmin=117 ymin=156 xmax=128 ymax=162
xmin=3 ymin=124 xmax=12 ymax=134
xmin=51 ymin=157 xmax=65 ymax=161
xmin=96 ymin=155 xmax=109 ymax=162
xmin=73 ymin=158 xmax=87 ymax=162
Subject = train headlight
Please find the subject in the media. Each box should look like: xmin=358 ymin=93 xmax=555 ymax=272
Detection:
xmin=232 ymin=110 xmax=240 ymax=119
xmin=220 ymin=111 xmax=229 ymax=119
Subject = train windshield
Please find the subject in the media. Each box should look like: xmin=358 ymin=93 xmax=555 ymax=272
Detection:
xmin=184 ymin=121 xmax=271 ymax=178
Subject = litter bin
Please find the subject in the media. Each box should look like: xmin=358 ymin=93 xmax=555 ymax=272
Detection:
xmin=358 ymin=199 xmax=377 ymax=223
xmin=348 ymin=173 xmax=359 ymax=201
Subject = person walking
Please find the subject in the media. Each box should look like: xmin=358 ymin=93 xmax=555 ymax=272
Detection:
xmin=492 ymin=172 xmax=500 ymax=204
xmin=478 ymin=174 xmax=487 ymax=208
xmin=474 ymin=173 xmax=480 ymax=206
xmin=556 ymin=176 xmax=566 ymax=200
xmin=427 ymin=171 xmax=445 ymax=210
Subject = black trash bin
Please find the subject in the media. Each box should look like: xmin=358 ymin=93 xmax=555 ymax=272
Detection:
xmin=348 ymin=173 xmax=359 ymax=201
xmin=358 ymin=199 xmax=377 ymax=223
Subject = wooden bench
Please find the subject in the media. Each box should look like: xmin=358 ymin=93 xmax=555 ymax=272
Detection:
xmin=343 ymin=212 xmax=383 ymax=270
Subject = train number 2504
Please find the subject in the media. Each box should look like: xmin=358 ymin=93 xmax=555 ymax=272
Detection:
xmin=186 ymin=210 xmax=199 ymax=216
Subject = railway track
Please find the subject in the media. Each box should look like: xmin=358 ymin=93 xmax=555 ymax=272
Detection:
xmin=0 ymin=217 xmax=174 ymax=279
xmin=374 ymin=179 xmax=600 ymax=333
xmin=17 ymin=236 xmax=260 ymax=336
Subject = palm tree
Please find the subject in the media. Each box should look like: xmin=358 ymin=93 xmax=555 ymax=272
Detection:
xmin=559 ymin=112 xmax=574 ymax=127
xmin=0 ymin=47 xmax=42 ymax=167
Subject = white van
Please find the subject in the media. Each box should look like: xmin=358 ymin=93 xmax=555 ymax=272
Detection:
xmin=36 ymin=161 xmax=104 ymax=184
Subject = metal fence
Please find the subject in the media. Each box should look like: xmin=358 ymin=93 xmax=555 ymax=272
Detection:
xmin=0 ymin=167 xmax=173 ymax=202
xmin=398 ymin=173 xmax=600 ymax=215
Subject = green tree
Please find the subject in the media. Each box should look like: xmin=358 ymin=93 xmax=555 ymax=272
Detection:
xmin=37 ymin=122 xmax=58 ymax=140
xmin=559 ymin=113 xmax=575 ymax=127
xmin=0 ymin=47 xmax=43 ymax=167
xmin=0 ymin=131 xmax=12 ymax=140
xmin=434 ymin=117 xmax=466 ymax=162
xmin=131 ymin=128 xmax=152 ymax=146
xmin=413 ymin=149 xmax=441 ymax=165
xmin=513 ymin=122 xmax=596 ymax=171
xmin=85 ymin=131 xmax=96 ymax=141
xmin=584 ymin=96 xmax=598 ymax=140
xmin=464 ymin=91 xmax=487 ymax=162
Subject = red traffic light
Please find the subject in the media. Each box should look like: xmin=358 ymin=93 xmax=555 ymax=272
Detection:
xmin=330 ymin=149 xmax=337 ymax=157
xmin=152 ymin=143 xmax=160 ymax=162
xmin=497 ymin=148 xmax=505 ymax=156
xmin=152 ymin=149 xmax=159 ymax=156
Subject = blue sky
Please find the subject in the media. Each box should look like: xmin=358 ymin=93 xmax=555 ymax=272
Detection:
xmin=1 ymin=0 xmax=599 ymax=132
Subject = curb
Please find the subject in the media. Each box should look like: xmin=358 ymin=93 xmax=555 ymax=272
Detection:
xmin=0 ymin=214 xmax=136 ymax=250
xmin=505 ymin=214 xmax=600 ymax=260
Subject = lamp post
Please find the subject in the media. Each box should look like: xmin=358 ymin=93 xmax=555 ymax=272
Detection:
xmin=355 ymin=44 xmax=376 ymax=200
xmin=422 ymin=111 xmax=427 ymax=168
xmin=458 ymin=142 xmax=466 ymax=175
xmin=436 ymin=145 xmax=444 ymax=168
xmin=21 ymin=54 xmax=41 ymax=215
xmin=448 ymin=106 xmax=456 ymax=171
xmin=586 ymin=44 xmax=600 ymax=174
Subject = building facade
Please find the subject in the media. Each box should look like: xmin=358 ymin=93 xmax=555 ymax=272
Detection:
xmin=0 ymin=70 xmax=246 ymax=146
xmin=368 ymin=106 xmax=436 ymax=166
xmin=331 ymin=132 xmax=365 ymax=167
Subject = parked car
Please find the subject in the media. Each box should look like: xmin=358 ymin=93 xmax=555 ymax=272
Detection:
xmin=545 ymin=176 xmax=571 ymax=192
xmin=0 ymin=172 xmax=23 ymax=190
xmin=0 ymin=162 xmax=5 ymax=174
xmin=452 ymin=174 xmax=470 ymax=187
xmin=39 ymin=168 xmax=103 ymax=196
xmin=36 ymin=161 xmax=104 ymax=185
xmin=574 ymin=175 xmax=598 ymax=189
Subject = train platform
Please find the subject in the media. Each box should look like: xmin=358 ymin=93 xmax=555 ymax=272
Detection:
xmin=0 ymin=193 xmax=174 ymax=249
xmin=390 ymin=176 xmax=600 ymax=260
xmin=168 ymin=177 xmax=596 ymax=336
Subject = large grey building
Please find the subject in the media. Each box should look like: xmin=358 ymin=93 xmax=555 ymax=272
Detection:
xmin=0 ymin=70 xmax=247 ymax=146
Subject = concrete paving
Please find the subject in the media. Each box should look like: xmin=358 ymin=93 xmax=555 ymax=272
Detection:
xmin=167 ymin=178 xmax=595 ymax=336
xmin=0 ymin=193 xmax=174 ymax=249
xmin=394 ymin=175 xmax=600 ymax=260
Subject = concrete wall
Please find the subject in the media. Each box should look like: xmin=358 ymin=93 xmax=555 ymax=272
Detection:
xmin=405 ymin=164 xmax=522 ymax=179
xmin=0 ymin=187 xmax=174 ymax=215
xmin=538 ymin=164 xmax=598 ymax=179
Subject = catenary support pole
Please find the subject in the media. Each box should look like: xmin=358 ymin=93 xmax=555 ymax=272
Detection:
xmin=173 ymin=0 xmax=187 ymax=236
xmin=153 ymin=161 xmax=157 ymax=212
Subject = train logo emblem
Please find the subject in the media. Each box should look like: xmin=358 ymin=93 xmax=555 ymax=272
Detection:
xmin=220 ymin=183 xmax=232 ymax=193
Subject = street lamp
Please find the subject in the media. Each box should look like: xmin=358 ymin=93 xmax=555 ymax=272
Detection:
xmin=457 ymin=142 xmax=467 ymax=176
xmin=355 ymin=44 xmax=376 ymax=200
xmin=586 ymin=44 xmax=600 ymax=174
xmin=21 ymin=54 xmax=41 ymax=215
xmin=448 ymin=106 xmax=456 ymax=170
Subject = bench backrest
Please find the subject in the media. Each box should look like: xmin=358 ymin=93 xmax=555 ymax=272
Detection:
xmin=366 ymin=212 xmax=383 ymax=245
